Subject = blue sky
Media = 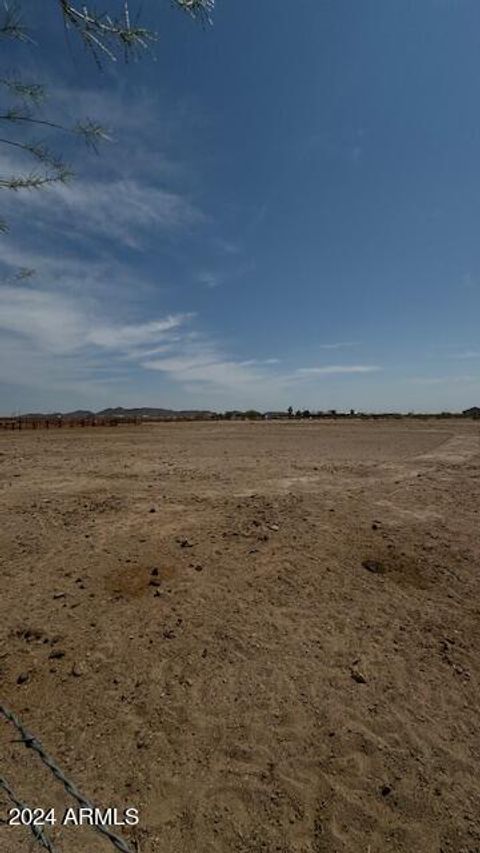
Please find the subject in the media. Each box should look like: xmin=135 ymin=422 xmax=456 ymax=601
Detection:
xmin=1 ymin=0 xmax=480 ymax=413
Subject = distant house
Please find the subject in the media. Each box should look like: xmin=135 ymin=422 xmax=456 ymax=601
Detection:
xmin=463 ymin=406 xmax=480 ymax=417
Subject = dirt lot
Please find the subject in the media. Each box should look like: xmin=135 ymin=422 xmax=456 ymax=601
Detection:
xmin=1 ymin=419 xmax=479 ymax=853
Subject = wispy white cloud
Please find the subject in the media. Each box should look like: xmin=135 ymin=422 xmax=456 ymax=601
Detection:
xmin=213 ymin=238 xmax=242 ymax=255
xmin=195 ymin=259 xmax=256 ymax=291
xmin=409 ymin=375 xmax=477 ymax=385
xmin=197 ymin=270 xmax=222 ymax=288
xmin=88 ymin=316 xmax=191 ymax=349
xmin=0 ymin=287 xmax=88 ymax=354
xmin=318 ymin=341 xmax=359 ymax=350
xmin=450 ymin=350 xmax=480 ymax=359
xmin=296 ymin=365 xmax=380 ymax=376
xmin=0 ymin=279 xmax=389 ymax=411
xmin=0 ymin=287 xmax=190 ymax=356
xmin=0 ymin=284 xmax=284 ymax=406
xmin=142 ymin=349 xmax=271 ymax=389
xmin=141 ymin=351 xmax=381 ymax=402
xmin=3 ymin=177 xmax=204 ymax=247
xmin=0 ymin=82 xmax=207 ymax=251
xmin=237 ymin=358 xmax=281 ymax=367
xmin=0 ymin=83 xmax=385 ymax=412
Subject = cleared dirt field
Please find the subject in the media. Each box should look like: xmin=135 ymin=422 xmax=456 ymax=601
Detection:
xmin=1 ymin=419 xmax=480 ymax=853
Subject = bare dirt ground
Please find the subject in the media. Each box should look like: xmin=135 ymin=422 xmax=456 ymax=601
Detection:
xmin=1 ymin=419 xmax=480 ymax=853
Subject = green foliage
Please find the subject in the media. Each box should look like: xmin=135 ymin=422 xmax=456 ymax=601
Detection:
xmin=57 ymin=0 xmax=157 ymax=64
xmin=0 ymin=1 xmax=214 ymax=235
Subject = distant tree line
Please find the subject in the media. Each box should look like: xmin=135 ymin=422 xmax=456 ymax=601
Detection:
xmin=1 ymin=407 xmax=478 ymax=431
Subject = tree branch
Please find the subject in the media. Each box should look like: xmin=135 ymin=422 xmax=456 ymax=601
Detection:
xmin=57 ymin=0 xmax=156 ymax=63
xmin=0 ymin=77 xmax=45 ymax=104
xmin=0 ymin=1 xmax=32 ymax=42
xmin=0 ymin=168 xmax=71 ymax=190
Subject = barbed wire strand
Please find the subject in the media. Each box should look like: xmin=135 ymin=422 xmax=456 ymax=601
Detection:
xmin=1 ymin=703 xmax=134 ymax=853
xmin=0 ymin=775 xmax=57 ymax=852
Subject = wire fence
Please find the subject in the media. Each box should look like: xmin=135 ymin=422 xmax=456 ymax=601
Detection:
xmin=0 ymin=775 xmax=57 ymax=852
xmin=1 ymin=703 xmax=134 ymax=853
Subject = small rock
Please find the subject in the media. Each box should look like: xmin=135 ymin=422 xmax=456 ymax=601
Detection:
xmin=361 ymin=559 xmax=385 ymax=575
xmin=149 ymin=579 xmax=161 ymax=587
xmin=194 ymin=564 xmax=203 ymax=572
xmin=177 ymin=537 xmax=193 ymax=548
xmin=48 ymin=650 xmax=65 ymax=660
xmin=268 ymin=524 xmax=280 ymax=531
xmin=52 ymin=592 xmax=66 ymax=599
xmin=71 ymin=662 xmax=84 ymax=677
xmin=351 ymin=667 xmax=368 ymax=684
xmin=150 ymin=568 xmax=159 ymax=576
xmin=380 ymin=784 xmax=392 ymax=797
xmin=149 ymin=507 xmax=156 ymax=513
xmin=16 ymin=672 xmax=29 ymax=685
xmin=163 ymin=628 xmax=176 ymax=640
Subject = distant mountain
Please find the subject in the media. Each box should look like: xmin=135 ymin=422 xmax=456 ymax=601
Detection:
xmin=20 ymin=407 xmax=216 ymax=420
xmin=22 ymin=410 xmax=93 ymax=420
xmin=97 ymin=406 xmax=215 ymax=418
xmin=63 ymin=410 xmax=95 ymax=420
xmin=97 ymin=406 xmax=175 ymax=418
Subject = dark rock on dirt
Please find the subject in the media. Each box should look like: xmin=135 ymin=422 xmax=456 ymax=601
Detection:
xmin=362 ymin=559 xmax=386 ymax=574
xmin=48 ymin=649 xmax=65 ymax=659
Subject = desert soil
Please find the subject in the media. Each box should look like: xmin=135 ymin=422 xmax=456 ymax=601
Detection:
xmin=1 ymin=419 xmax=480 ymax=853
